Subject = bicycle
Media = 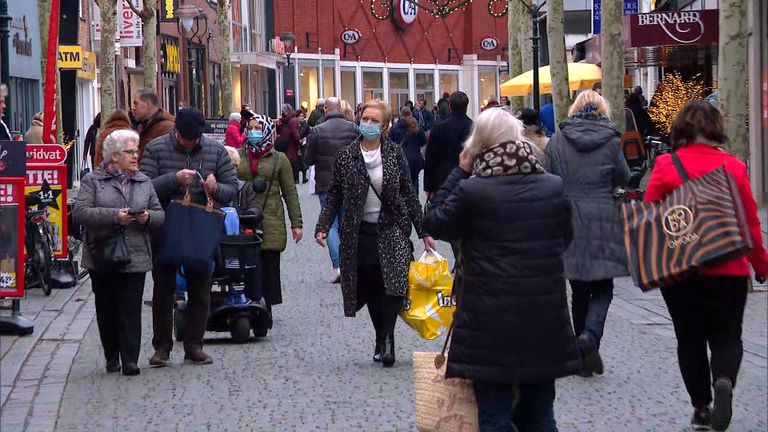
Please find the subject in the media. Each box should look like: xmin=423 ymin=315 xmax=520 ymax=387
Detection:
xmin=645 ymin=136 xmax=673 ymax=170
xmin=24 ymin=194 xmax=54 ymax=296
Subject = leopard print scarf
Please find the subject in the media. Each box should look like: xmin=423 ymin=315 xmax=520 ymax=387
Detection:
xmin=472 ymin=140 xmax=545 ymax=177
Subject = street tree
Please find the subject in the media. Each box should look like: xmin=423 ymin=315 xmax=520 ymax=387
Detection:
xmin=99 ymin=0 xmax=117 ymax=116
xmin=717 ymin=0 xmax=748 ymax=161
xmin=506 ymin=0 xmax=525 ymax=111
xmin=126 ymin=0 xmax=158 ymax=94
xmin=546 ymin=0 xmax=569 ymax=126
xmin=216 ymin=0 xmax=233 ymax=118
xmin=600 ymin=0 xmax=625 ymax=131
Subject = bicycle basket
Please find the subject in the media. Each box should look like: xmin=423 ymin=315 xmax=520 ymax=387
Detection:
xmin=219 ymin=234 xmax=263 ymax=271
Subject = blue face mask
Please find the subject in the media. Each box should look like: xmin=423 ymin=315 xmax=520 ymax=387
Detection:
xmin=247 ymin=130 xmax=264 ymax=144
xmin=358 ymin=123 xmax=381 ymax=140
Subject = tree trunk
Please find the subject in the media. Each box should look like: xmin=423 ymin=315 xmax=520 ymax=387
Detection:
xmin=507 ymin=0 xmax=524 ymax=111
xmin=217 ymin=0 xmax=233 ymax=118
xmin=718 ymin=0 xmax=748 ymax=161
xmin=601 ymin=0 xmax=625 ymax=131
xmin=546 ymin=0 xmax=569 ymax=127
xmin=38 ymin=0 xmax=51 ymax=86
xmin=100 ymin=0 xmax=117 ymax=116
xmin=142 ymin=0 xmax=158 ymax=93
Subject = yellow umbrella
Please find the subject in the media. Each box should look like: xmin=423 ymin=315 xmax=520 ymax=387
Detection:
xmin=500 ymin=63 xmax=602 ymax=97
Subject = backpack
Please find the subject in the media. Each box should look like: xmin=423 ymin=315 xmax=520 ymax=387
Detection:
xmin=621 ymin=108 xmax=645 ymax=170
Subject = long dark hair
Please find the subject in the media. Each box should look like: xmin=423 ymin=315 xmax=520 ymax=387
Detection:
xmin=670 ymin=100 xmax=727 ymax=148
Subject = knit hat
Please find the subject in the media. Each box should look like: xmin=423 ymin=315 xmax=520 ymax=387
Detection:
xmin=175 ymin=108 xmax=206 ymax=140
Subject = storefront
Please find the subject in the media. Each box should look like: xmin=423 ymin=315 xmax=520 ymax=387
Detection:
xmin=7 ymin=5 xmax=42 ymax=136
xmin=274 ymin=0 xmax=508 ymax=117
xmin=160 ymin=36 xmax=181 ymax=115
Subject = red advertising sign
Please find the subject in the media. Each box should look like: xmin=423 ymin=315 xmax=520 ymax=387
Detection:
xmin=626 ymin=9 xmax=718 ymax=48
xmin=0 ymin=178 xmax=25 ymax=298
xmin=25 ymin=164 xmax=68 ymax=259
xmin=26 ymin=144 xmax=68 ymax=165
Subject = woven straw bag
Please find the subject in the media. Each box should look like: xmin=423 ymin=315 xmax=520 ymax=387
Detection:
xmin=413 ymin=325 xmax=478 ymax=432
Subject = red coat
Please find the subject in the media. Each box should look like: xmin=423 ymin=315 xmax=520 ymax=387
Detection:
xmin=225 ymin=120 xmax=246 ymax=149
xmin=277 ymin=112 xmax=301 ymax=165
xmin=644 ymin=143 xmax=768 ymax=277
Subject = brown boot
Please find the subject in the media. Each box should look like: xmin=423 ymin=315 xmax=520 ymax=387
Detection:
xmin=148 ymin=349 xmax=170 ymax=368
xmin=184 ymin=349 xmax=213 ymax=365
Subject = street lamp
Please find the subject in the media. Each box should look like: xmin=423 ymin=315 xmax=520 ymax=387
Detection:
xmin=279 ymin=32 xmax=295 ymax=67
xmin=177 ymin=4 xmax=208 ymax=109
xmin=520 ymin=0 xmax=546 ymax=113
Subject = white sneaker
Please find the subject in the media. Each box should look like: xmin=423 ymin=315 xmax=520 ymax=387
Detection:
xmin=331 ymin=268 xmax=341 ymax=284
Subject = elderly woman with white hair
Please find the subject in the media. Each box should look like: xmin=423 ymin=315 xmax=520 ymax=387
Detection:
xmin=74 ymin=128 xmax=164 ymax=376
xmin=225 ymin=111 xmax=246 ymax=148
xmin=424 ymin=108 xmax=579 ymax=431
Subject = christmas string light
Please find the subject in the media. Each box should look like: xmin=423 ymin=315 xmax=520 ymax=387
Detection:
xmin=648 ymin=72 xmax=708 ymax=137
xmin=370 ymin=0 xmax=505 ymax=20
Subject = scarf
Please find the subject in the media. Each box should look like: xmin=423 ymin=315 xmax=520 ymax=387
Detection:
xmin=245 ymin=114 xmax=275 ymax=153
xmin=472 ymin=140 xmax=545 ymax=177
xmin=570 ymin=103 xmax=607 ymax=121
xmin=247 ymin=144 xmax=273 ymax=177
xmin=102 ymin=161 xmax=137 ymax=185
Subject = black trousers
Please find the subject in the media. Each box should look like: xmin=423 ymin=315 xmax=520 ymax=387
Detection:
xmin=90 ymin=271 xmax=146 ymax=366
xmin=661 ymin=275 xmax=748 ymax=408
xmin=152 ymin=264 xmax=211 ymax=354
xmin=357 ymin=222 xmax=403 ymax=341
xmin=261 ymin=251 xmax=282 ymax=306
xmin=570 ymin=279 xmax=614 ymax=348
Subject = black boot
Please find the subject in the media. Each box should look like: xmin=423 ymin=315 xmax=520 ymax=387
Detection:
xmin=373 ymin=333 xmax=384 ymax=363
xmin=381 ymin=333 xmax=395 ymax=367
xmin=106 ymin=356 xmax=121 ymax=373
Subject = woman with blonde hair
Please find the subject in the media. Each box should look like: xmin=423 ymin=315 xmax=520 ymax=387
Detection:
xmin=425 ymin=108 xmax=579 ymax=429
xmin=340 ymin=99 xmax=355 ymax=122
xmin=545 ymin=90 xmax=631 ymax=378
xmin=315 ymin=99 xmax=435 ymax=367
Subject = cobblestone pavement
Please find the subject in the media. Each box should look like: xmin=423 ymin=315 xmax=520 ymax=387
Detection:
xmin=3 ymin=177 xmax=767 ymax=432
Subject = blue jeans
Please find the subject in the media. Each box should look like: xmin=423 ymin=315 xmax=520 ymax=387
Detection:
xmin=570 ymin=279 xmax=614 ymax=347
xmin=473 ymin=380 xmax=558 ymax=432
xmin=317 ymin=192 xmax=342 ymax=269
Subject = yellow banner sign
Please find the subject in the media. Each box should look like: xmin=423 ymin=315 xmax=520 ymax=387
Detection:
xmin=77 ymin=51 xmax=97 ymax=80
xmin=163 ymin=43 xmax=181 ymax=74
xmin=58 ymin=45 xmax=82 ymax=69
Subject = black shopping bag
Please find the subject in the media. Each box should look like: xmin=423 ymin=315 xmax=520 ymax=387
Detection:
xmin=156 ymin=188 xmax=225 ymax=273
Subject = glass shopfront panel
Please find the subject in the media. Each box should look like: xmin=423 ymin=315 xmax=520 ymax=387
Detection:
xmin=340 ymin=68 xmax=357 ymax=107
xmin=478 ymin=67 xmax=498 ymax=110
xmin=299 ymin=64 xmax=320 ymax=112
xmin=362 ymin=69 xmax=384 ymax=102
xmin=388 ymin=70 xmax=409 ymax=115
xmin=415 ymin=70 xmax=435 ymax=105
xmin=439 ymin=70 xmax=459 ymax=96
xmin=323 ymin=63 xmax=336 ymax=99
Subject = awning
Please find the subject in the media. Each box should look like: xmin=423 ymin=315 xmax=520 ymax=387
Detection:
xmin=231 ymin=52 xmax=286 ymax=70
xmin=500 ymin=63 xmax=602 ymax=97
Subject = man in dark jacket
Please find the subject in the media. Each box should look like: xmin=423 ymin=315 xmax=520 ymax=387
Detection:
xmin=306 ymin=97 xmax=358 ymax=282
xmin=424 ymin=91 xmax=472 ymax=201
xmin=132 ymin=89 xmax=176 ymax=162
xmin=412 ymin=99 xmax=434 ymax=133
xmin=308 ymin=98 xmax=325 ymax=127
xmin=141 ymin=108 xmax=238 ymax=367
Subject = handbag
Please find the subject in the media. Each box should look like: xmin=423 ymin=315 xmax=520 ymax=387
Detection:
xmin=413 ymin=324 xmax=478 ymax=432
xmin=620 ymin=153 xmax=753 ymax=290
xmin=88 ymin=178 xmax=135 ymax=272
xmin=156 ymin=179 xmax=226 ymax=273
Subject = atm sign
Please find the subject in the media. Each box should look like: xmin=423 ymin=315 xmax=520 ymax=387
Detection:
xmin=58 ymin=45 xmax=83 ymax=69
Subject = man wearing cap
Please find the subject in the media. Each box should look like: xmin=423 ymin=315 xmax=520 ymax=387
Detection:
xmin=141 ymin=108 xmax=239 ymax=366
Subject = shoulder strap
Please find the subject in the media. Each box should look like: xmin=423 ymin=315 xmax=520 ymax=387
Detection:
xmin=261 ymin=154 xmax=279 ymax=208
xmin=671 ymin=153 xmax=690 ymax=183
xmin=366 ymin=174 xmax=385 ymax=206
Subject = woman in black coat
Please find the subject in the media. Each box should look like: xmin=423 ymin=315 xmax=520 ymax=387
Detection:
xmin=315 ymin=100 xmax=435 ymax=368
xmin=424 ymin=108 xmax=579 ymax=431
xmin=390 ymin=107 xmax=426 ymax=194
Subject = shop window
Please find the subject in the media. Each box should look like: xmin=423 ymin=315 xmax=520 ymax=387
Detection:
xmin=415 ymin=71 xmax=435 ymax=105
xmin=362 ymin=69 xmax=383 ymax=102
xmin=341 ymin=68 xmax=357 ymax=107
xmin=8 ymin=77 xmax=40 ymax=135
xmin=232 ymin=0 xmax=246 ymax=53
xmin=323 ymin=63 xmax=335 ymax=99
xmin=209 ymin=62 xmax=222 ymax=117
xmin=478 ymin=67 xmax=497 ymax=110
xmin=439 ymin=71 xmax=459 ymax=96
xmin=299 ymin=65 xmax=320 ymax=112
xmin=388 ymin=70 xmax=409 ymax=115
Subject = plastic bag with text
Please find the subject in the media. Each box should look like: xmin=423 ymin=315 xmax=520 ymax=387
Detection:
xmin=401 ymin=251 xmax=455 ymax=340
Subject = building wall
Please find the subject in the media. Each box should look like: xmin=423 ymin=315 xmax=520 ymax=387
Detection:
xmin=7 ymin=0 xmax=42 ymax=135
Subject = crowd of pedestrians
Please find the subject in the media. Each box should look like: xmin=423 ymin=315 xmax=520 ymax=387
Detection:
xmin=66 ymin=83 xmax=768 ymax=432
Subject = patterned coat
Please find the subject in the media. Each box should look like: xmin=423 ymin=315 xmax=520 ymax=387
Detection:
xmin=316 ymin=136 xmax=426 ymax=317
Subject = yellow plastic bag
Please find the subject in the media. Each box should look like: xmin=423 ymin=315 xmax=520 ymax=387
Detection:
xmin=401 ymin=251 xmax=455 ymax=340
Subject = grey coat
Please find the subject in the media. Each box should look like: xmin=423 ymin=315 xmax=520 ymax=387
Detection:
xmin=545 ymin=115 xmax=631 ymax=281
xmin=74 ymin=168 xmax=164 ymax=273
xmin=305 ymin=113 xmax=359 ymax=193
xmin=140 ymin=133 xmax=238 ymax=209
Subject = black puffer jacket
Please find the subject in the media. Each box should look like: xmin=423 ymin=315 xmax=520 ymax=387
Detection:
xmin=424 ymin=167 xmax=580 ymax=384
xmin=140 ymin=133 xmax=238 ymax=209
xmin=305 ymin=113 xmax=359 ymax=193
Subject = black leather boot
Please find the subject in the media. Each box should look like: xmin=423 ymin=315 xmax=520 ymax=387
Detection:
xmin=105 ymin=356 xmax=120 ymax=373
xmin=373 ymin=334 xmax=384 ymax=363
xmin=381 ymin=333 xmax=395 ymax=367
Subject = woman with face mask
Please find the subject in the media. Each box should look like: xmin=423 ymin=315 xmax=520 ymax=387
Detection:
xmin=315 ymin=100 xmax=436 ymax=368
xmin=237 ymin=114 xmax=303 ymax=315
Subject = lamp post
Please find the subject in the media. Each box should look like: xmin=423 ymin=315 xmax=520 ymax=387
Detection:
xmin=0 ymin=0 xmax=11 ymax=126
xmin=520 ymin=0 xmax=546 ymax=113
xmin=177 ymin=4 xmax=208 ymax=109
xmin=279 ymin=32 xmax=295 ymax=67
